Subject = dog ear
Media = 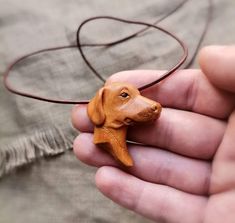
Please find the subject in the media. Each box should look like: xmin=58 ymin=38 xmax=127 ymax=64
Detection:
xmin=87 ymin=87 xmax=106 ymax=126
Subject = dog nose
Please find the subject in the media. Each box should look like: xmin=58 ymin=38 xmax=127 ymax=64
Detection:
xmin=151 ymin=103 xmax=158 ymax=111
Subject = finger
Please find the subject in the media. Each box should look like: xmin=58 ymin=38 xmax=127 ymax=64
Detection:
xmin=95 ymin=166 xmax=207 ymax=223
xmin=199 ymin=45 xmax=235 ymax=93
xmin=74 ymin=133 xmax=211 ymax=195
xmin=72 ymin=106 xmax=226 ymax=159
xmin=73 ymin=133 xmax=115 ymax=166
xmin=128 ymin=108 xmax=226 ymax=159
xmin=210 ymin=111 xmax=235 ymax=194
xmin=71 ymin=104 xmax=92 ymax=131
xmin=108 ymin=69 xmax=235 ymax=118
xmin=205 ymin=190 xmax=235 ymax=223
xmin=71 ymin=68 xmax=233 ymax=132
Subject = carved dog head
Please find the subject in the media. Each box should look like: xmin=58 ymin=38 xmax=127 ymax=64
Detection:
xmin=87 ymin=82 xmax=162 ymax=166
xmin=88 ymin=82 xmax=162 ymax=128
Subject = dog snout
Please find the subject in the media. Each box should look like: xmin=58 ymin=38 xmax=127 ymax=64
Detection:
xmin=135 ymin=96 xmax=162 ymax=115
xmin=129 ymin=97 xmax=162 ymax=122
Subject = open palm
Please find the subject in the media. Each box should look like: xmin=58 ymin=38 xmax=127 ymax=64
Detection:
xmin=72 ymin=46 xmax=235 ymax=223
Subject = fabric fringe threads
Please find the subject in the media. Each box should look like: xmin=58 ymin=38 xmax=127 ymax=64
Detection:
xmin=0 ymin=126 xmax=75 ymax=178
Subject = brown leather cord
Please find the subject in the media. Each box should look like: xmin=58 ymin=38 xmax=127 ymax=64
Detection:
xmin=3 ymin=0 xmax=212 ymax=104
xmin=3 ymin=0 xmax=188 ymax=104
xmin=76 ymin=16 xmax=188 ymax=91
xmin=77 ymin=16 xmax=188 ymax=90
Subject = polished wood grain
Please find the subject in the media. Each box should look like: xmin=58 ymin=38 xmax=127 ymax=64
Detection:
xmin=87 ymin=82 xmax=162 ymax=166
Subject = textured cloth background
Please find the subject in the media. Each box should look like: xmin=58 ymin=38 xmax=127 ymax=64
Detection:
xmin=0 ymin=0 xmax=235 ymax=222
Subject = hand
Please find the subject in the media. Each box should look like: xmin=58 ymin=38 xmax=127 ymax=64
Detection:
xmin=71 ymin=45 xmax=235 ymax=223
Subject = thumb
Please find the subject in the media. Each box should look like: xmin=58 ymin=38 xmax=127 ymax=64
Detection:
xmin=199 ymin=45 xmax=235 ymax=93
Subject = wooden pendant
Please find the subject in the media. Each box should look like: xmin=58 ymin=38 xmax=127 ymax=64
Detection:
xmin=87 ymin=82 xmax=162 ymax=166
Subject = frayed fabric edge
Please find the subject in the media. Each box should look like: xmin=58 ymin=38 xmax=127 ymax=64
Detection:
xmin=0 ymin=126 xmax=77 ymax=178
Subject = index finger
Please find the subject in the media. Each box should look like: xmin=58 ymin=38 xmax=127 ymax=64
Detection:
xmin=71 ymin=68 xmax=233 ymax=130
xmin=107 ymin=69 xmax=234 ymax=119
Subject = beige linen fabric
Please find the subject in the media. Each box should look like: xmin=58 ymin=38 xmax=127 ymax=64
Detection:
xmin=0 ymin=0 xmax=235 ymax=222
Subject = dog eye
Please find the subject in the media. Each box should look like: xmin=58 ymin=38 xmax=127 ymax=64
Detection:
xmin=120 ymin=92 xmax=129 ymax=98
